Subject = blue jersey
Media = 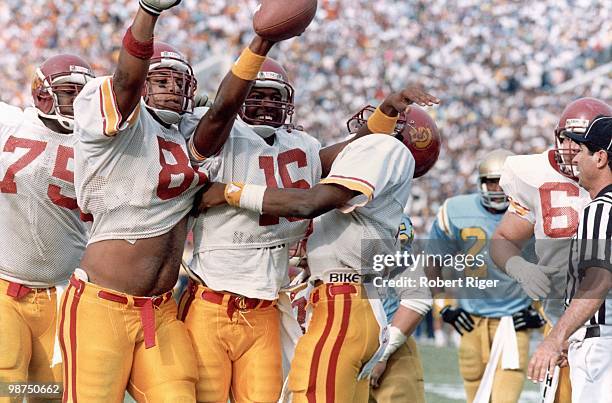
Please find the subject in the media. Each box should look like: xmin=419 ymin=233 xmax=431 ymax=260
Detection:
xmin=383 ymin=214 xmax=414 ymax=322
xmin=428 ymin=194 xmax=530 ymax=317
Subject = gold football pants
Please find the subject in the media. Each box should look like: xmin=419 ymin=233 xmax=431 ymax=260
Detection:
xmin=178 ymin=281 xmax=282 ymax=403
xmin=0 ymin=278 xmax=61 ymax=402
xmin=288 ymin=283 xmax=380 ymax=403
xmin=59 ymin=275 xmax=197 ymax=403
xmin=459 ymin=315 xmax=530 ymax=403
xmin=368 ymin=336 xmax=425 ymax=403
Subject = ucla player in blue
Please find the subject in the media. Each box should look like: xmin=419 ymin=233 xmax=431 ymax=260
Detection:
xmin=426 ymin=149 xmax=545 ymax=403
xmin=369 ymin=214 xmax=429 ymax=403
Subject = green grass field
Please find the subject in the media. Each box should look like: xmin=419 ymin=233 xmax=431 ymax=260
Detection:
xmin=419 ymin=343 xmax=540 ymax=403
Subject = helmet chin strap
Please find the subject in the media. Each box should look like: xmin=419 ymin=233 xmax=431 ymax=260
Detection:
xmin=251 ymin=124 xmax=276 ymax=138
xmin=36 ymin=110 xmax=74 ymax=131
xmin=145 ymin=105 xmax=182 ymax=125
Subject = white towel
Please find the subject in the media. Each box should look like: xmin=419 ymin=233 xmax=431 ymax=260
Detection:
xmin=473 ymin=316 xmax=520 ymax=403
xmin=50 ymin=283 xmax=67 ymax=367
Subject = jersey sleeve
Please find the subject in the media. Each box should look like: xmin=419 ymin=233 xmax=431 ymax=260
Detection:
xmin=305 ymin=135 xmax=323 ymax=184
xmin=427 ymin=202 xmax=459 ymax=256
xmin=0 ymin=102 xmax=24 ymax=141
xmin=499 ymin=158 xmax=536 ymax=224
xmin=73 ymin=76 xmax=140 ymax=142
xmin=320 ymin=135 xmax=414 ymax=212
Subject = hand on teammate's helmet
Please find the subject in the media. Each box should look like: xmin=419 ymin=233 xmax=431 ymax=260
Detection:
xmin=505 ymin=256 xmax=558 ymax=300
xmin=512 ymin=307 xmax=546 ymax=331
xmin=139 ymin=0 xmax=181 ymax=15
xmin=440 ymin=306 xmax=475 ymax=335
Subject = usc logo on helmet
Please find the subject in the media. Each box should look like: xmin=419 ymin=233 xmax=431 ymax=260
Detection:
xmin=407 ymin=126 xmax=433 ymax=149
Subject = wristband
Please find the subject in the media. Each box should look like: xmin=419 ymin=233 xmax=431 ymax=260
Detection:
xmin=366 ymin=106 xmax=399 ymax=135
xmin=231 ymin=48 xmax=266 ymax=81
xmin=400 ymin=298 xmax=433 ymax=316
xmin=380 ymin=325 xmax=407 ymax=362
xmin=122 ymin=27 xmax=154 ymax=60
xmin=188 ymin=136 xmax=206 ymax=162
xmin=224 ymin=183 xmax=266 ymax=214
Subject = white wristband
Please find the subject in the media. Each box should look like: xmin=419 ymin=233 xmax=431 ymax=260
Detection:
xmin=380 ymin=325 xmax=408 ymax=362
xmin=239 ymin=184 xmax=266 ymax=214
xmin=400 ymin=298 xmax=433 ymax=316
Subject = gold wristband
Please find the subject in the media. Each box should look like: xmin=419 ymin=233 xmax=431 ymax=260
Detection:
xmin=224 ymin=182 xmax=245 ymax=207
xmin=366 ymin=106 xmax=399 ymax=135
xmin=231 ymin=48 xmax=266 ymax=81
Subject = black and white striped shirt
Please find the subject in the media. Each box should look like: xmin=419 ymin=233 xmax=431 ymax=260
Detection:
xmin=566 ymin=184 xmax=612 ymax=326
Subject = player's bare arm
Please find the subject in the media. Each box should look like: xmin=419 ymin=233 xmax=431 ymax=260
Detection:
xmin=190 ymin=35 xmax=277 ymax=158
xmin=260 ymin=183 xmax=357 ymax=219
xmin=112 ymin=8 xmax=159 ymax=118
xmin=491 ymin=212 xmax=558 ymax=300
xmin=490 ymin=212 xmax=534 ymax=270
xmin=320 ymin=84 xmax=440 ymax=177
xmin=195 ymin=180 xmax=357 ymax=218
xmin=527 ymin=267 xmax=612 ymax=382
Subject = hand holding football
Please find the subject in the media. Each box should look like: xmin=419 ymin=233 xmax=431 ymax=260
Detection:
xmin=253 ymin=0 xmax=317 ymax=42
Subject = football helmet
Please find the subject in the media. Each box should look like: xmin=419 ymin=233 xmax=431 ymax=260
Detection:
xmin=347 ymin=105 xmax=441 ymax=178
xmin=31 ymin=54 xmax=95 ymax=131
xmin=144 ymin=42 xmax=197 ymax=125
xmin=477 ymin=149 xmax=515 ymax=211
xmin=240 ymin=58 xmax=295 ymax=137
xmin=553 ymin=97 xmax=612 ymax=178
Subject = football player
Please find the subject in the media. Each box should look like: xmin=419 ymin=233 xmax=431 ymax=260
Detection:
xmin=179 ymin=66 xmax=439 ymax=400
xmin=491 ymin=97 xmax=612 ymax=402
xmin=199 ymin=101 xmax=441 ymax=402
xmin=0 ymin=54 xmax=94 ymax=400
xmin=426 ymin=149 xmax=543 ymax=403
xmin=62 ymin=0 xmax=290 ymax=401
xmin=369 ymin=215 xmax=430 ymax=403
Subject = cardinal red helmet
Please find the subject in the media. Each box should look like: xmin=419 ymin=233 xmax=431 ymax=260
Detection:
xmin=144 ymin=42 xmax=197 ymax=123
xmin=240 ymin=58 xmax=295 ymax=128
xmin=31 ymin=54 xmax=95 ymax=130
xmin=347 ymin=105 xmax=441 ymax=178
xmin=554 ymin=97 xmax=612 ymax=178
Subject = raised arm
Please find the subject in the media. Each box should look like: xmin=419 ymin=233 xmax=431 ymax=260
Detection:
xmin=112 ymin=1 xmax=180 ymax=119
xmin=189 ymin=36 xmax=277 ymax=159
xmin=319 ymin=84 xmax=440 ymax=177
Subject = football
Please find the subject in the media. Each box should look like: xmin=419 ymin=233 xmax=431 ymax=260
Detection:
xmin=253 ymin=0 xmax=318 ymax=41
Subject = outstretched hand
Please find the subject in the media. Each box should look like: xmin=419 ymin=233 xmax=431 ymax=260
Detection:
xmin=380 ymin=84 xmax=440 ymax=116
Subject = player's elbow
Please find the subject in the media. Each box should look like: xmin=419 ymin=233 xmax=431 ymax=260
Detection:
xmin=292 ymin=190 xmax=331 ymax=219
xmin=292 ymin=196 xmax=321 ymax=219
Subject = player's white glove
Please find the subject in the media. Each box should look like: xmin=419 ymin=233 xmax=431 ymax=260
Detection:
xmin=139 ymin=0 xmax=181 ymax=15
xmin=505 ymin=256 xmax=558 ymax=300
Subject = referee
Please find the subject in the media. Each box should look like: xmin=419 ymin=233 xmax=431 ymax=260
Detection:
xmin=528 ymin=115 xmax=612 ymax=402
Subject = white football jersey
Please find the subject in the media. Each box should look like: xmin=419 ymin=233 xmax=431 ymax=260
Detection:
xmin=0 ymin=103 xmax=88 ymax=287
xmin=500 ymin=150 xmax=590 ymax=322
xmin=73 ymin=77 xmax=207 ymax=243
xmin=306 ymin=134 xmax=415 ymax=282
xmin=190 ymin=119 xmax=322 ymax=300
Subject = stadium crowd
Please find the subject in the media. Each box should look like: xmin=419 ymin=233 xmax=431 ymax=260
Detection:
xmin=1 ymin=0 xmax=610 ymax=232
